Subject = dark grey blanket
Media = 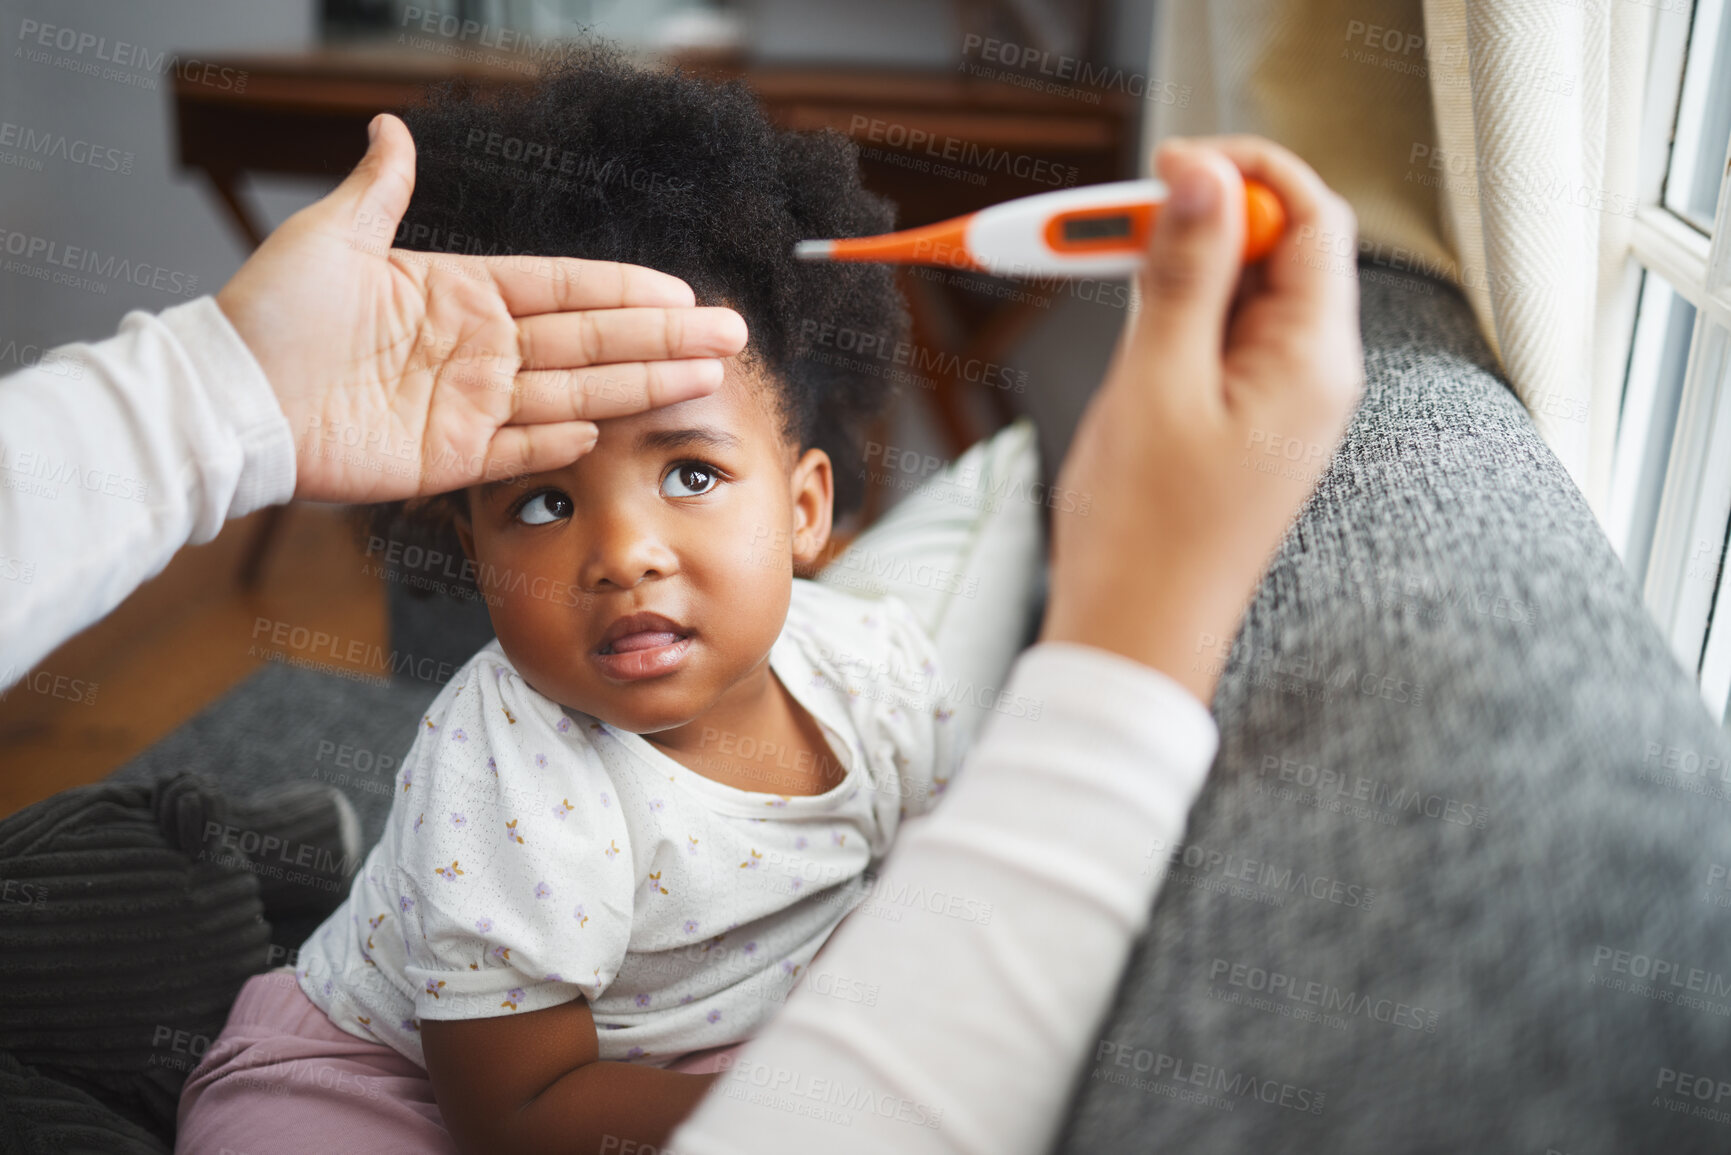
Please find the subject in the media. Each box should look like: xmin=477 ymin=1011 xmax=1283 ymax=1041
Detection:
xmin=0 ymin=773 xmax=341 ymax=1154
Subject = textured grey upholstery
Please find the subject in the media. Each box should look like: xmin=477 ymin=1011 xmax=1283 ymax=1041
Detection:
xmin=111 ymin=665 xmax=431 ymax=854
xmin=1054 ymin=265 xmax=1731 ymax=1152
xmin=106 ymin=261 xmax=1731 ymax=1149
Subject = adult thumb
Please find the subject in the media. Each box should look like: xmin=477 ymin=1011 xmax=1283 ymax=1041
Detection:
xmin=1137 ymin=141 xmax=1245 ymax=364
xmin=322 ymin=113 xmax=417 ymax=248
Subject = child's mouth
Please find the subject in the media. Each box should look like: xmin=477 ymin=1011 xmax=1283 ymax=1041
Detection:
xmin=599 ymin=630 xmax=685 ymax=655
xmin=593 ymin=613 xmax=695 ymax=681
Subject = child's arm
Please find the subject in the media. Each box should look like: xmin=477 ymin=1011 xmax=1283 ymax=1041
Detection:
xmin=423 ymin=997 xmax=719 ymax=1155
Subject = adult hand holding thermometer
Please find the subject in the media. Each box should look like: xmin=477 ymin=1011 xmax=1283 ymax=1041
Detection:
xmin=794 ymin=176 xmax=1285 ymax=278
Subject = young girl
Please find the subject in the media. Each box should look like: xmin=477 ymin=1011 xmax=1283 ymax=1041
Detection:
xmin=178 ymin=42 xmax=1043 ymax=1155
xmin=292 ymin=359 xmax=981 ymax=1141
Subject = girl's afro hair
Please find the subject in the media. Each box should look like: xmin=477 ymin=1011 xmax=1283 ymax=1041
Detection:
xmin=389 ymin=40 xmax=907 ymax=523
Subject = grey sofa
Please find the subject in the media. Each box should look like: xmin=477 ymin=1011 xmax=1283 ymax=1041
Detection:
xmin=102 ymin=261 xmax=1731 ymax=1151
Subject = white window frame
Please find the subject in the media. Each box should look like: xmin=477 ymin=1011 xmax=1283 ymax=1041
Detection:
xmin=1622 ymin=0 xmax=1731 ymax=718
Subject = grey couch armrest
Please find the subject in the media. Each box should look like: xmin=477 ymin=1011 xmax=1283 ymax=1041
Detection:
xmin=1053 ymin=264 xmax=1731 ymax=1152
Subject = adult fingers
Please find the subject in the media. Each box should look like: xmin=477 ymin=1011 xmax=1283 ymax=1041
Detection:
xmin=509 ymin=359 xmax=725 ymax=424
xmin=475 ymin=254 xmax=700 ymax=313
xmin=516 ymin=307 xmax=748 ymax=368
xmin=1135 ymin=139 xmax=1247 ymax=374
xmin=319 ymin=113 xmax=417 ymax=246
xmin=1187 ymin=134 xmax=1359 ymax=321
xmin=473 ymin=422 xmax=601 ymax=488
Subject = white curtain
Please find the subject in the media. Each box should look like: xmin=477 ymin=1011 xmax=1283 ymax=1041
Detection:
xmin=1420 ymin=0 xmax=1649 ymax=508
xmin=1149 ymin=0 xmax=1652 ymax=510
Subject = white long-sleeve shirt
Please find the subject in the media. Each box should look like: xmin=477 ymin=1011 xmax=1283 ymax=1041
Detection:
xmin=0 ymin=298 xmax=294 ymax=686
xmin=0 ymin=301 xmax=1220 ymax=1155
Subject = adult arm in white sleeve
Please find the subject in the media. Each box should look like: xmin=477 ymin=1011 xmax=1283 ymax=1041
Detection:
xmin=0 ymin=298 xmax=296 ymax=687
xmin=0 ymin=114 xmax=750 ymax=694
xmin=671 ymin=640 xmax=1219 ymax=1155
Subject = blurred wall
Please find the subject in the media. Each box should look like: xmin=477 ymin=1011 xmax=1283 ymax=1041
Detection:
xmin=0 ymin=0 xmax=319 ymax=358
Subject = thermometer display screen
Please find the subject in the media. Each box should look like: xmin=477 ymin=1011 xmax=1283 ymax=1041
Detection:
xmin=1061 ymin=214 xmax=1133 ymax=242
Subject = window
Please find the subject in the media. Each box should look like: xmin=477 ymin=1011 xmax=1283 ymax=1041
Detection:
xmin=1612 ymin=0 xmax=1731 ymax=720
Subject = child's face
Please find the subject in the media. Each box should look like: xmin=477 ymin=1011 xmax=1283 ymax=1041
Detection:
xmin=453 ymin=364 xmax=833 ymax=736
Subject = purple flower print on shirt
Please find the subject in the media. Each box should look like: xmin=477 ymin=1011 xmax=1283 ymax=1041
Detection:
xmin=573 ymin=904 xmax=589 ymax=927
xmin=475 ymin=917 xmax=494 ymax=934
xmin=450 ymin=813 xmax=467 ymax=831
xmin=487 ymin=757 xmax=498 ymax=776
xmin=649 ymin=798 xmax=665 ymax=813
xmin=684 ymin=919 xmax=700 ymax=934
xmin=707 ymin=1009 xmax=722 ymax=1024
xmin=742 ymin=941 xmax=758 ymax=955
xmin=795 ymin=836 xmax=807 ymax=850
xmin=501 ymin=987 xmax=525 ymax=1010
xmin=399 ymin=895 xmax=414 ymax=913
xmin=534 ymin=882 xmax=551 ymax=900
xmin=451 ymin=728 xmax=468 ymax=743
xmin=545 ymin=973 xmax=562 ymax=982
xmin=626 ymin=1046 xmax=645 ymax=1060
xmin=553 ymin=798 xmax=574 ymax=820
xmin=600 ymin=792 xmax=611 ymax=808
xmin=556 ymin=716 xmax=572 ymax=734
xmin=535 ymin=754 xmax=548 ymax=769
xmin=635 ymin=993 xmax=651 ymax=1007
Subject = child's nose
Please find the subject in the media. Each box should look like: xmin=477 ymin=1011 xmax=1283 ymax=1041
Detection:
xmin=578 ymin=514 xmax=679 ymax=590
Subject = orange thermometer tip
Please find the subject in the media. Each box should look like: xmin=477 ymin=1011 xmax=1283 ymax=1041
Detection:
xmin=794 ymin=177 xmax=1286 ymax=278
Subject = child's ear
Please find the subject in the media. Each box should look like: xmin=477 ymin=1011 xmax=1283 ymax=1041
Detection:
xmin=788 ymin=448 xmax=833 ymax=568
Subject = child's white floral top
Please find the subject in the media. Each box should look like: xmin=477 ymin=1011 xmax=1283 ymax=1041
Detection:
xmin=295 ymin=579 xmax=959 ymax=1069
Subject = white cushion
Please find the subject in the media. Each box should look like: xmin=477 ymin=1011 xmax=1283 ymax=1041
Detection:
xmin=815 ymin=417 xmax=1046 ymax=756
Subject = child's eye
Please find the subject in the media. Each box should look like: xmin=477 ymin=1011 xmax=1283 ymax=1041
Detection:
xmin=661 ymin=462 xmax=720 ymax=498
xmin=514 ymin=490 xmax=573 ymax=526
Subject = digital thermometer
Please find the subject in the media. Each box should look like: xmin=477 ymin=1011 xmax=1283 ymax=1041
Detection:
xmin=794 ymin=177 xmax=1285 ymax=278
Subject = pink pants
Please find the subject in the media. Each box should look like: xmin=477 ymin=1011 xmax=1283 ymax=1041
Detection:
xmin=174 ymin=969 xmax=746 ymax=1154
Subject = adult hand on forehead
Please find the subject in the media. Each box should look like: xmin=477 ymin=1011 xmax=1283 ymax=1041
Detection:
xmin=215 ymin=112 xmax=748 ymax=504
